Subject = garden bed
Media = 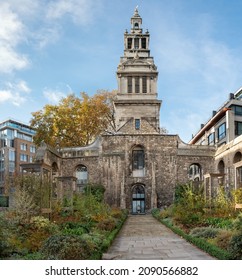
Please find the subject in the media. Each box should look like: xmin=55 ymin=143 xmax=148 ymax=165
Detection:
xmin=0 ymin=191 xmax=128 ymax=260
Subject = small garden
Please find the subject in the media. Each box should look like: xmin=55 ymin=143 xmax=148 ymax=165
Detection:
xmin=0 ymin=181 xmax=128 ymax=260
xmin=152 ymin=183 xmax=242 ymax=259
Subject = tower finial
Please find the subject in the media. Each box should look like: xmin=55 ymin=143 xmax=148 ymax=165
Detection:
xmin=134 ymin=5 xmax=139 ymax=16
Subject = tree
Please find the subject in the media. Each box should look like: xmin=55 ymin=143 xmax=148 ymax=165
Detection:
xmin=31 ymin=91 xmax=117 ymax=147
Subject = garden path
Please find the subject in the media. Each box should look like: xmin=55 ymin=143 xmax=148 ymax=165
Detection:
xmin=102 ymin=214 xmax=215 ymax=260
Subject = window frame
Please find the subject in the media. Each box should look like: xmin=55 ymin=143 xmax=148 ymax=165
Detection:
xmin=208 ymin=132 xmax=215 ymax=145
xmin=218 ymin=123 xmax=226 ymax=141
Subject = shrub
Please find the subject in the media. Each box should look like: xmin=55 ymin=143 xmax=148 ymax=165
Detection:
xmin=233 ymin=213 xmax=242 ymax=232
xmin=30 ymin=216 xmax=58 ymax=232
xmin=0 ymin=213 xmax=12 ymax=258
xmin=212 ymin=186 xmax=233 ymax=216
xmin=41 ymin=234 xmax=93 ymax=259
xmin=84 ymin=184 xmax=105 ymax=202
xmin=8 ymin=216 xmax=59 ymax=253
xmin=60 ymin=222 xmax=90 ymax=236
xmin=233 ymin=188 xmax=242 ymax=203
xmin=110 ymin=208 xmax=124 ymax=219
xmin=214 ymin=230 xmax=233 ymax=251
xmin=172 ymin=183 xmax=205 ymax=227
xmin=81 ymin=233 xmax=104 ymax=258
xmin=172 ymin=204 xmax=203 ymax=226
xmin=190 ymin=227 xmax=220 ymax=239
xmin=204 ymin=217 xmax=234 ymax=229
xmin=229 ymin=233 xmax=242 ymax=259
xmin=96 ymin=218 xmax=116 ymax=231
xmin=10 ymin=188 xmax=39 ymax=223
xmin=160 ymin=218 xmax=232 ymax=259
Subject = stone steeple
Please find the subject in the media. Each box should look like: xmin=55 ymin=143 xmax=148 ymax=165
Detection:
xmin=114 ymin=7 xmax=162 ymax=134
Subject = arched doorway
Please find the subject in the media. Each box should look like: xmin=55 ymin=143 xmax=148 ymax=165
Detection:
xmin=132 ymin=184 xmax=145 ymax=214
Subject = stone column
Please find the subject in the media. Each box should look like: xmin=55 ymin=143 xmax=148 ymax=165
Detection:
xmin=120 ymin=170 xmax=126 ymax=209
xmin=151 ymin=161 xmax=157 ymax=208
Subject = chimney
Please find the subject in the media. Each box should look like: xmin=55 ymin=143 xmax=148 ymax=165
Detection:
xmin=229 ymin=93 xmax=235 ymax=100
xmin=201 ymin=124 xmax=204 ymax=129
xmin=212 ymin=110 xmax=217 ymax=117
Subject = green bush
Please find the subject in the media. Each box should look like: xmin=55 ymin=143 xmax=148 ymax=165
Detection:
xmin=205 ymin=217 xmax=234 ymax=229
xmin=41 ymin=234 xmax=94 ymax=259
xmin=229 ymin=233 xmax=242 ymax=259
xmin=7 ymin=216 xmax=59 ymax=254
xmin=96 ymin=217 xmax=116 ymax=231
xmin=30 ymin=216 xmax=58 ymax=233
xmin=0 ymin=213 xmax=12 ymax=258
xmin=84 ymin=184 xmax=105 ymax=202
xmin=212 ymin=186 xmax=233 ymax=215
xmin=190 ymin=227 xmax=220 ymax=239
xmin=159 ymin=218 xmax=232 ymax=259
xmin=172 ymin=204 xmax=203 ymax=226
xmin=214 ymin=230 xmax=233 ymax=251
xmin=172 ymin=183 xmax=205 ymax=226
xmin=233 ymin=213 xmax=242 ymax=232
xmin=81 ymin=233 xmax=104 ymax=259
xmin=60 ymin=221 xmax=90 ymax=233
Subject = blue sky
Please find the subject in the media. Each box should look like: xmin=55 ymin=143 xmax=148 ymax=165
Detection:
xmin=1 ymin=0 xmax=242 ymax=143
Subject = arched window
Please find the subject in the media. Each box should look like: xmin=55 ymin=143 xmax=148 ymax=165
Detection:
xmin=218 ymin=160 xmax=225 ymax=174
xmin=76 ymin=165 xmax=88 ymax=192
xmin=234 ymin=152 xmax=242 ymax=163
xmin=189 ymin=163 xmax=202 ymax=181
xmin=132 ymin=145 xmax=145 ymax=177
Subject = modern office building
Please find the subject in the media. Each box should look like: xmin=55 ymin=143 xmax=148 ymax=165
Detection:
xmin=0 ymin=119 xmax=36 ymax=206
xmin=189 ymin=90 xmax=242 ymax=146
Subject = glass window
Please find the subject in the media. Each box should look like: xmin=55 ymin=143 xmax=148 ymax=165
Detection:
xmin=232 ymin=105 xmax=242 ymax=116
xmin=135 ymin=119 xmax=140 ymax=130
xmin=142 ymin=76 xmax=147 ymax=93
xmin=141 ymin=38 xmax=146 ymax=49
xmin=30 ymin=145 xmax=36 ymax=153
xmin=218 ymin=123 xmax=226 ymax=140
xmin=135 ymin=77 xmax=139 ymax=93
xmin=20 ymin=143 xmax=27 ymax=151
xmin=127 ymin=76 xmax=132 ymax=93
xmin=9 ymin=150 xmax=15 ymax=161
xmin=208 ymin=132 xmax=215 ymax=145
xmin=132 ymin=148 xmax=144 ymax=170
xmin=20 ymin=154 xmax=28 ymax=162
xmin=235 ymin=121 xmax=242 ymax=136
xmin=127 ymin=38 xmax=132 ymax=49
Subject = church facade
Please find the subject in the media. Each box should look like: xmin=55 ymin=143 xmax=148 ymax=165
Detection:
xmin=21 ymin=8 xmax=242 ymax=214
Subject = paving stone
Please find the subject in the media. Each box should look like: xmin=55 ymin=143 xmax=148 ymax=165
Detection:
xmin=102 ymin=215 xmax=215 ymax=260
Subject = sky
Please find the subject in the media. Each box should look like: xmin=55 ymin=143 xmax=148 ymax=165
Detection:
xmin=1 ymin=0 xmax=242 ymax=143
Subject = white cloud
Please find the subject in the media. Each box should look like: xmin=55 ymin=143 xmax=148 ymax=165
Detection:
xmin=6 ymin=0 xmax=40 ymax=18
xmin=43 ymin=84 xmax=73 ymax=104
xmin=0 ymin=80 xmax=31 ymax=106
xmin=34 ymin=27 xmax=60 ymax=49
xmin=0 ymin=46 xmax=29 ymax=74
xmin=0 ymin=3 xmax=30 ymax=73
xmin=46 ymin=0 xmax=100 ymax=25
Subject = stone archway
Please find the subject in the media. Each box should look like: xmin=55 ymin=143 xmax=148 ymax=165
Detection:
xmin=132 ymin=184 xmax=145 ymax=214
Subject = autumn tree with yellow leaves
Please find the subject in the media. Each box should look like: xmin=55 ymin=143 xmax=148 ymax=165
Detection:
xmin=31 ymin=90 xmax=117 ymax=148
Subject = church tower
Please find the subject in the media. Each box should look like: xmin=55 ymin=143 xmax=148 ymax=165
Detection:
xmin=114 ymin=7 xmax=162 ymax=134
